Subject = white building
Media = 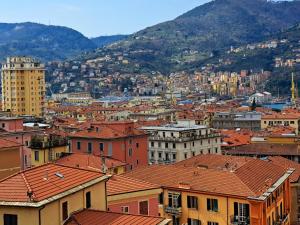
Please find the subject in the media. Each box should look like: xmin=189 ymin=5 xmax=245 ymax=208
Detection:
xmin=248 ymin=92 xmax=272 ymax=104
xmin=141 ymin=120 xmax=221 ymax=164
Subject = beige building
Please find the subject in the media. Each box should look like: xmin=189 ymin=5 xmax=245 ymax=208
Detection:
xmin=0 ymin=163 xmax=110 ymax=225
xmin=141 ymin=120 xmax=221 ymax=164
xmin=1 ymin=57 xmax=45 ymax=116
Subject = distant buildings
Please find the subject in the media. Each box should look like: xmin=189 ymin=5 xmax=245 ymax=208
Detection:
xmin=212 ymin=111 xmax=262 ymax=131
xmin=141 ymin=120 xmax=221 ymax=164
xmin=1 ymin=57 xmax=45 ymax=116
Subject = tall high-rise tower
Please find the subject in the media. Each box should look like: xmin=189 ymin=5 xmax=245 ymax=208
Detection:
xmin=1 ymin=57 xmax=45 ymax=116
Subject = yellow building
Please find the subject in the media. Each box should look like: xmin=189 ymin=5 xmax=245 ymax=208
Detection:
xmin=126 ymin=155 xmax=293 ymax=225
xmin=0 ymin=163 xmax=110 ymax=225
xmin=261 ymin=113 xmax=300 ymax=135
xmin=1 ymin=57 xmax=45 ymax=117
xmin=30 ymin=135 xmax=69 ymax=167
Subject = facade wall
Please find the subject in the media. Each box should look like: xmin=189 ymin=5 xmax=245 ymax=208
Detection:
xmin=0 ymin=146 xmax=21 ymax=179
xmin=70 ymin=135 xmax=148 ymax=170
xmin=108 ymin=196 xmax=159 ymax=217
xmin=31 ymin=145 xmax=69 ymax=167
xmin=0 ymin=181 xmax=107 ymax=225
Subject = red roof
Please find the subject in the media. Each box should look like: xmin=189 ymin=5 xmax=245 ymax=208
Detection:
xmin=56 ymin=153 xmax=127 ymax=171
xmin=107 ymin=175 xmax=160 ymax=196
xmin=125 ymin=155 xmax=289 ymax=198
xmin=64 ymin=209 xmax=170 ymax=225
xmin=0 ymin=163 xmax=107 ymax=204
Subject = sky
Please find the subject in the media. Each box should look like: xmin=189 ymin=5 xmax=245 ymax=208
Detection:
xmin=0 ymin=0 xmax=209 ymax=38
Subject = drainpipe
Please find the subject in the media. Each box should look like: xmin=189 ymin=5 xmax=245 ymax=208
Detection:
xmin=38 ymin=205 xmax=45 ymax=225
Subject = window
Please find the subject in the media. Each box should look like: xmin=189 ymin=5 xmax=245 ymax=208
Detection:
xmin=188 ymin=218 xmax=200 ymax=225
xmin=151 ymin=151 xmax=155 ymax=158
xmin=173 ymin=143 xmax=176 ymax=149
xmin=233 ymin=202 xmax=250 ymax=223
xmin=2 ymin=123 xmax=5 ymax=128
xmin=151 ymin=142 xmax=154 ymax=147
xmin=88 ymin=142 xmax=92 ymax=154
xmin=165 ymin=143 xmax=169 ymax=149
xmin=168 ymin=192 xmax=181 ymax=208
xmin=4 ymin=214 xmax=18 ymax=225
xmin=136 ymin=143 xmax=139 ymax=148
xmin=77 ymin=141 xmax=81 ymax=150
xmin=86 ymin=192 xmax=91 ymax=209
xmin=173 ymin=153 xmax=176 ymax=160
xmin=207 ymin=222 xmax=218 ymax=225
xmin=184 ymin=143 xmax=187 ymax=148
xmin=99 ymin=143 xmax=104 ymax=152
xmin=184 ymin=153 xmax=188 ymax=159
xmin=207 ymin=198 xmax=218 ymax=212
xmin=159 ymin=193 xmax=164 ymax=204
xmin=121 ymin=206 xmax=129 ymax=214
xmin=139 ymin=200 xmax=149 ymax=215
xmin=129 ymin=148 xmax=132 ymax=156
xmin=158 ymin=152 xmax=162 ymax=159
xmin=187 ymin=196 xmax=198 ymax=209
xmin=62 ymin=201 xmax=68 ymax=221
xmin=34 ymin=151 xmax=39 ymax=161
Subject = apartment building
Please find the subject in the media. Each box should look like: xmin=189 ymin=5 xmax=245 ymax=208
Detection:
xmin=68 ymin=121 xmax=148 ymax=171
xmin=1 ymin=57 xmax=45 ymax=117
xmin=141 ymin=120 xmax=221 ymax=164
xmin=261 ymin=113 xmax=300 ymax=135
xmin=125 ymin=154 xmax=293 ymax=225
xmin=212 ymin=111 xmax=261 ymax=131
xmin=0 ymin=163 xmax=110 ymax=225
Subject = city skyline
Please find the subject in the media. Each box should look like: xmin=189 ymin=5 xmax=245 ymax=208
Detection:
xmin=0 ymin=0 xmax=208 ymax=37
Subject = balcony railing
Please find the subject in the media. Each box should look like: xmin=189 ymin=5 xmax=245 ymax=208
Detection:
xmin=230 ymin=215 xmax=250 ymax=225
xmin=165 ymin=206 xmax=182 ymax=216
xmin=149 ymin=133 xmax=220 ymax=142
xmin=274 ymin=214 xmax=289 ymax=225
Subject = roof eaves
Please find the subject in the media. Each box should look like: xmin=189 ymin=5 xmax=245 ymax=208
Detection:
xmin=0 ymin=175 xmax=111 ymax=207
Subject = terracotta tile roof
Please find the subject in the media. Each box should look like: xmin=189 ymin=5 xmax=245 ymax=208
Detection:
xmin=227 ymin=143 xmax=300 ymax=156
xmin=267 ymin=156 xmax=300 ymax=183
xmin=0 ymin=139 xmax=21 ymax=149
xmin=69 ymin=125 xmax=146 ymax=140
xmin=56 ymin=153 xmax=127 ymax=171
xmin=64 ymin=209 xmax=170 ymax=225
xmin=220 ymin=129 xmax=252 ymax=147
xmin=0 ymin=163 xmax=106 ymax=203
xmin=107 ymin=175 xmax=160 ymax=196
xmin=262 ymin=113 xmax=300 ymax=120
xmin=125 ymin=155 xmax=288 ymax=198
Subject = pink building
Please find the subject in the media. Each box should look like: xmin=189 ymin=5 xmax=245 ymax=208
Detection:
xmin=0 ymin=117 xmax=39 ymax=169
xmin=68 ymin=121 xmax=148 ymax=171
xmin=107 ymin=175 xmax=161 ymax=217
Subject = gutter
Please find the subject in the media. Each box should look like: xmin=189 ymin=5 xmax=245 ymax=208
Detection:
xmin=0 ymin=175 xmax=111 ymax=208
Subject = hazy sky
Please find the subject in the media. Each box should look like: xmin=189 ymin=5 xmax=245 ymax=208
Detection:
xmin=0 ymin=0 xmax=209 ymax=37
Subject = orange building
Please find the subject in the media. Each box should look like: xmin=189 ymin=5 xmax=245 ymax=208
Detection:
xmin=125 ymin=154 xmax=293 ymax=225
xmin=0 ymin=139 xmax=21 ymax=179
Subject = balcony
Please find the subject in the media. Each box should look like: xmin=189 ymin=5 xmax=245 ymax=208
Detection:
xmin=230 ymin=215 xmax=250 ymax=225
xmin=149 ymin=133 xmax=220 ymax=142
xmin=165 ymin=206 xmax=182 ymax=215
xmin=274 ymin=214 xmax=289 ymax=225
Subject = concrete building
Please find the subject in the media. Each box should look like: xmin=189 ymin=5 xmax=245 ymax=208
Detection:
xmin=141 ymin=120 xmax=221 ymax=164
xmin=1 ymin=57 xmax=45 ymax=116
xmin=212 ymin=111 xmax=261 ymax=131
